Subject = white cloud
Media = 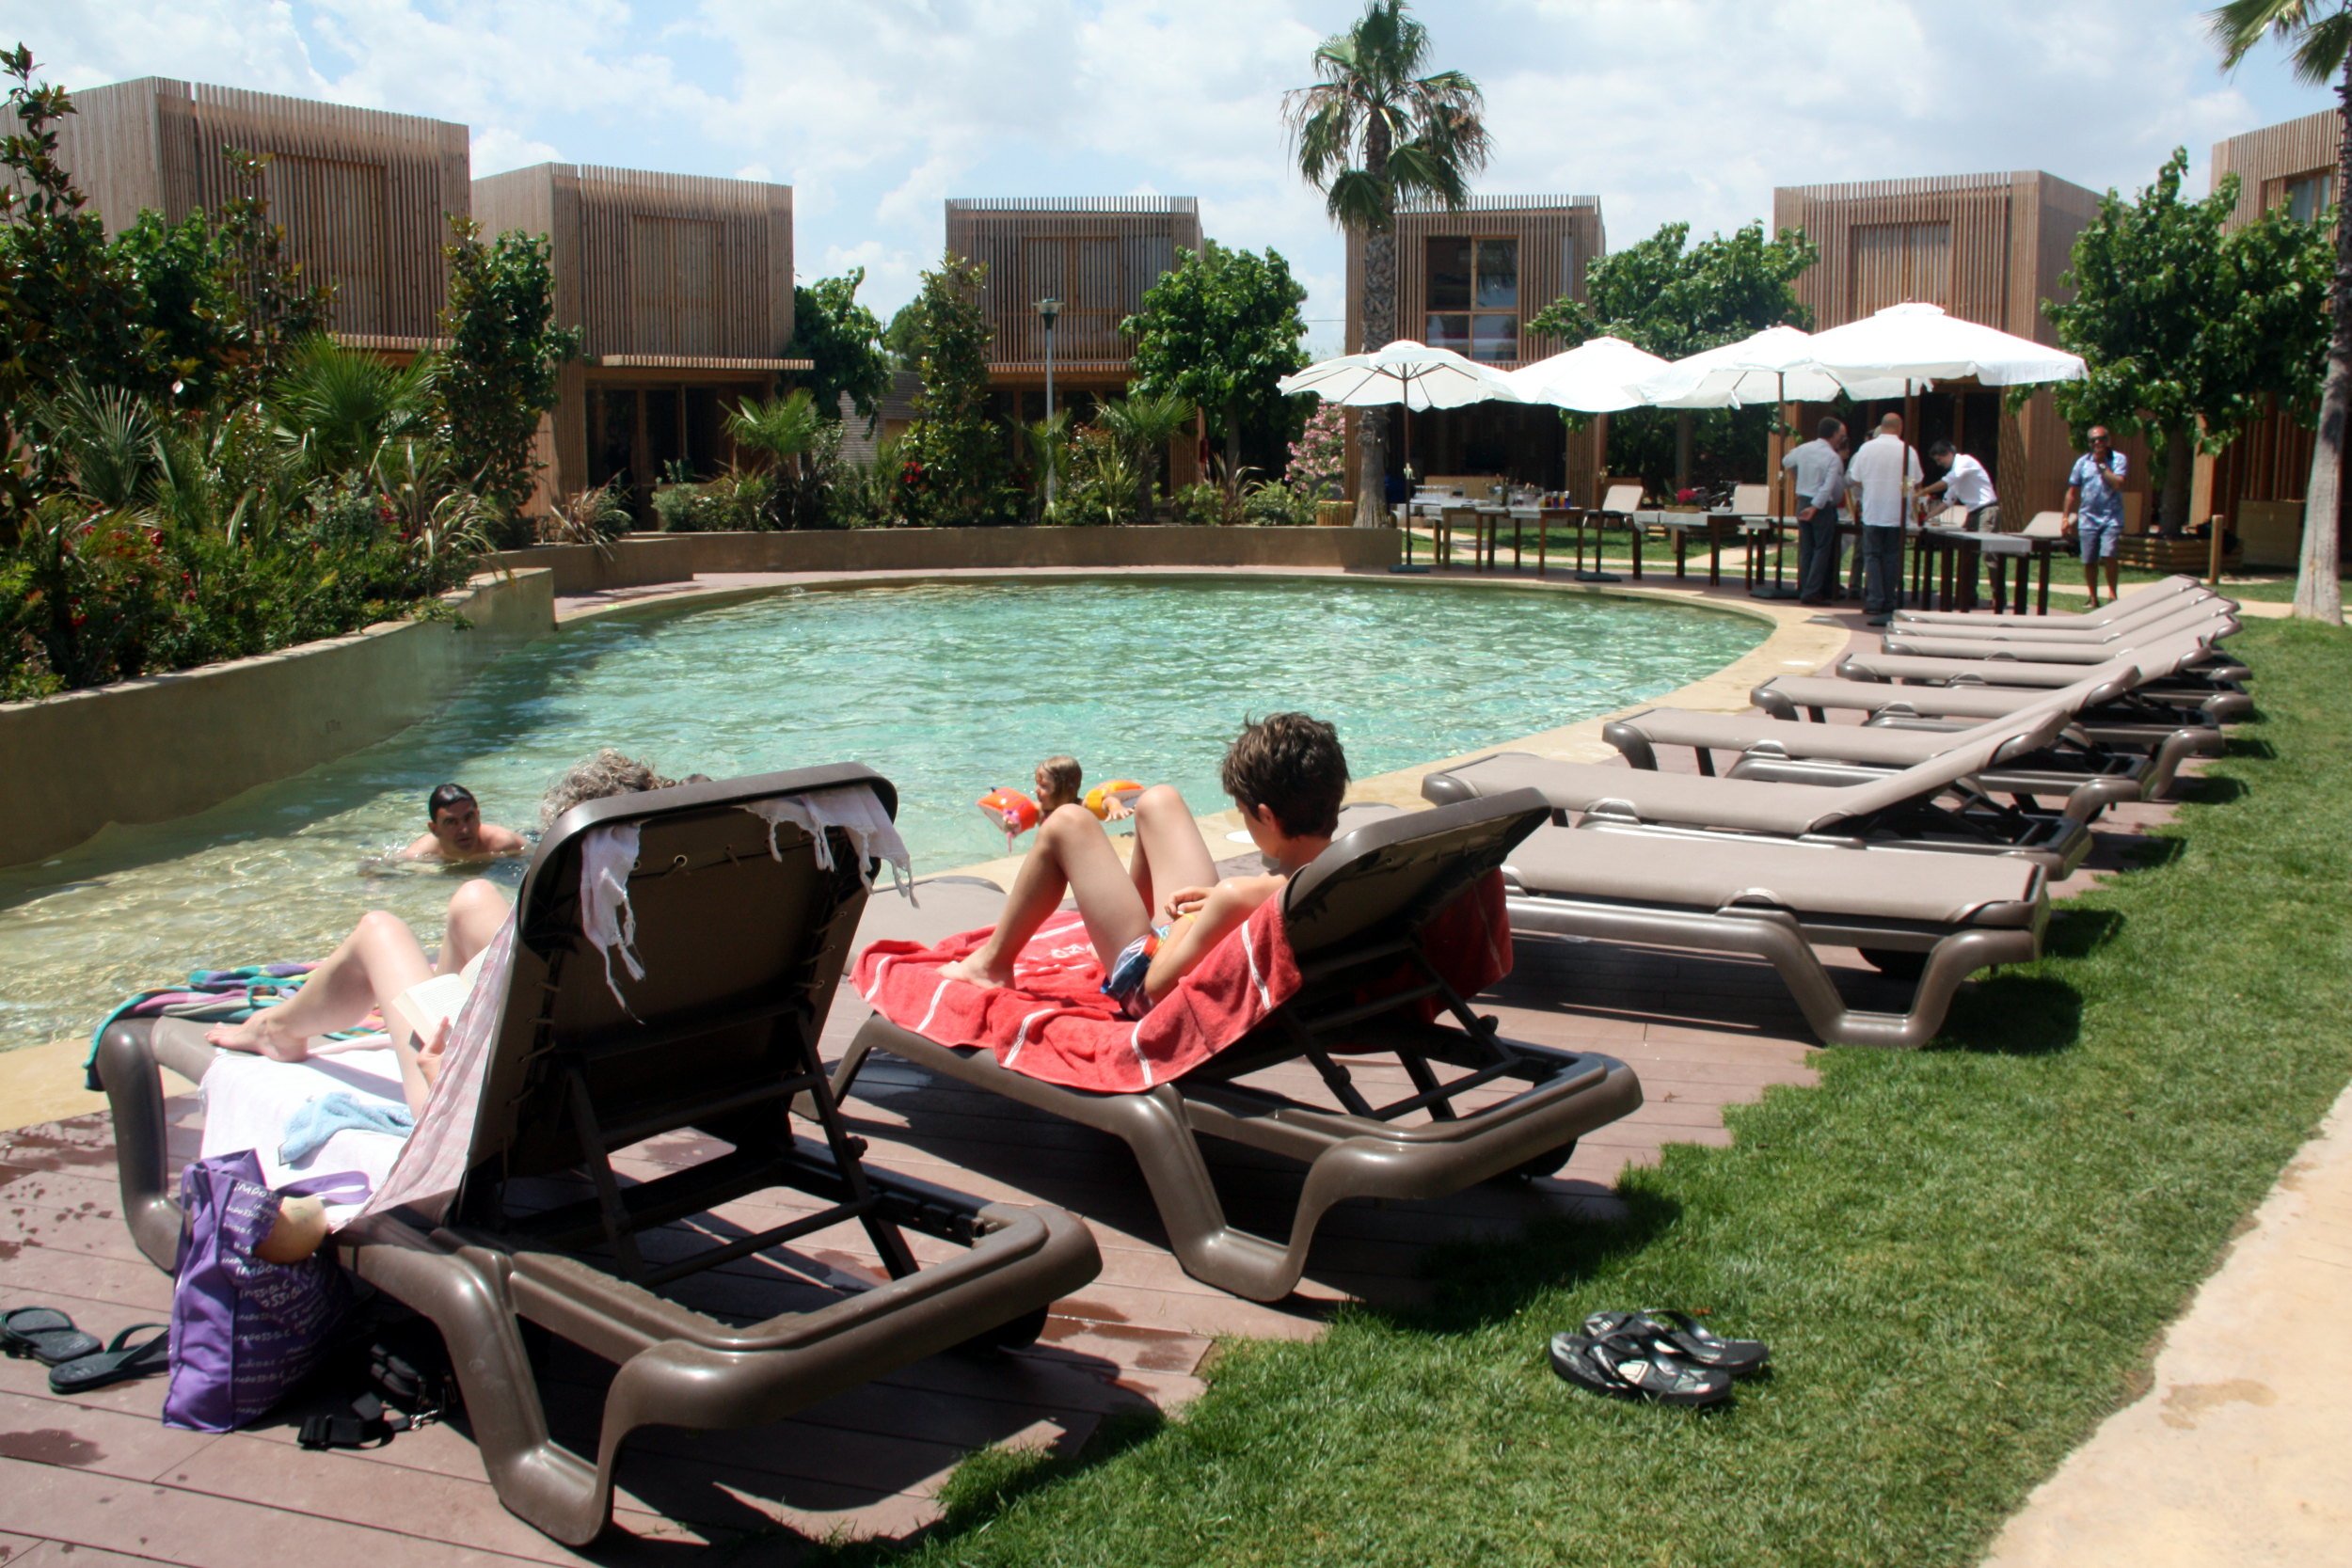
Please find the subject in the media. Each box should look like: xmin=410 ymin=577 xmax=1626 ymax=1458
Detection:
xmin=7 ymin=0 xmax=2334 ymax=331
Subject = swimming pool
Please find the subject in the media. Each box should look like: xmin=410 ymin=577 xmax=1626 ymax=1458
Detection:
xmin=0 ymin=577 xmax=1762 ymax=1052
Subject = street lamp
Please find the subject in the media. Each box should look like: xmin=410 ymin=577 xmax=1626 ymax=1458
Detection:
xmin=1037 ymin=296 xmax=1061 ymax=510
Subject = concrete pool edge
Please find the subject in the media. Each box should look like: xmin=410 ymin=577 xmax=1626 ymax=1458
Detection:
xmin=0 ymin=567 xmax=1839 ymax=1130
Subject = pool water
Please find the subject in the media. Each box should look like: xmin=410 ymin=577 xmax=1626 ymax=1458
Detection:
xmin=0 ymin=578 xmax=1760 ymax=1052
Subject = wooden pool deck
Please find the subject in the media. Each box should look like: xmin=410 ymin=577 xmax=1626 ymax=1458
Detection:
xmin=0 ymin=599 xmax=2192 ymax=1564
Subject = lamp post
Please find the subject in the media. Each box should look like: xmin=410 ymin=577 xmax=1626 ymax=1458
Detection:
xmin=1037 ymin=296 xmax=1060 ymax=510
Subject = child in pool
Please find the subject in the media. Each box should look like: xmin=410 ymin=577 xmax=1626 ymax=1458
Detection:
xmin=1032 ymin=754 xmax=1133 ymax=821
xmin=946 ymin=715 xmax=1348 ymax=1019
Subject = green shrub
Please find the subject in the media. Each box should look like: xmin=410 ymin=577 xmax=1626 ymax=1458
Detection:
xmin=1168 ymin=481 xmax=1233 ymax=527
xmin=649 ymin=470 xmax=774 ymax=532
xmin=1242 ymin=478 xmax=1313 ymax=527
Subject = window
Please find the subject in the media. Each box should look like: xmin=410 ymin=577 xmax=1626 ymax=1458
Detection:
xmin=1423 ymin=236 xmax=1520 ymax=362
xmin=2284 ymin=170 xmax=2335 ymax=225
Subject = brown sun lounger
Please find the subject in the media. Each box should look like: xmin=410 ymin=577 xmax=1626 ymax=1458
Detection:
xmin=1886 ymin=587 xmax=2229 ymax=646
xmin=1876 ymin=601 xmax=2238 ymax=664
xmin=1892 ymin=573 xmax=2206 ymax=628
xmin=1498 ymin=821 xmax=2046 ymax=1049
xmin=829 ymin=791 xmax=1644 ymax=1304
xmin=1419 ymin=705 xmax=2092 ymax=872
xmin=1756 ymin=624 xmax=2251 ymax=728
xmin=95 ymin=766 xmax=1102 ymax=1546
xmin=1600 ymin=674 xmax=2162 ymax=807
xmin=1840 ymin=612 xmax=2245 ymax=690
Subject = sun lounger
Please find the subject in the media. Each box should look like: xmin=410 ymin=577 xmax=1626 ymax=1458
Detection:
xmin=1600 ymin=673 xmax=2166 ymax=805
xmin=1876 ymin=601 xmax=2239 ymax=665
xmin=1498 ymin=821 xmax=2046 ymax=1049
xmin=1886 ymin=587 xmax=2229 ymax=646
xmin=1892 ymin=573 xmax=2206 ymax=628
xmin=95 ymin=766 xmax=1102 ymax=1546
xmin=830 ymin=792 xmax=1644 ymax=1303
xmin=1840 ymin=611 xmax=2245 ymax=691
xmin=1420 ymin=705 xmax=2093 ymax=872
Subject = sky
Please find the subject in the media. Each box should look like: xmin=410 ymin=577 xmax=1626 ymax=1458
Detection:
xmin=11 ymin=0 xmax=2340 ymax=356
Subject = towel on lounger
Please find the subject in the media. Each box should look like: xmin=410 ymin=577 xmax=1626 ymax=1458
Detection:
xmin=851 ymin=872 xmax=1512 ymax=1094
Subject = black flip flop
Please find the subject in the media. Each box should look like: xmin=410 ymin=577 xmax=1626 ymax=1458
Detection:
xmin=1549 ymin=1329 xmax=1733 ymax=1407
xmin=1584 ymin=1308 xmax=1771 ymax=1377
xmin=1 ymin=1307 xmax=102 ymax=1368
xmin=47 ymin=1324 xmax=169 ymax=1395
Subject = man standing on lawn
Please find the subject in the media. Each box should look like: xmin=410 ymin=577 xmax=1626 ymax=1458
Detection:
xmin=1844 ymin=411 xmax=1922 ymax=626
xmin=1781 ymin=415 xmax=1848 ymax=604
xmin=2062 ymin=426 xmax=2128 ymax=610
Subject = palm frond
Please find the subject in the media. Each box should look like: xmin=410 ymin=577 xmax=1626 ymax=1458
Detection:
xmin=1325 ymin=166 xmax=1394 ymax=230
xmin=2294 ymin=8 xmax=2352 ymax=83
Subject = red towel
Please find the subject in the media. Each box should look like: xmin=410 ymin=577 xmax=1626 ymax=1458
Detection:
xmin=850 ymin=872 xmax=1512 ymax=1095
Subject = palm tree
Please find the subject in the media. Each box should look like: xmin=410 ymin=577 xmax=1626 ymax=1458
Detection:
xmin=1284 ymin=0 xmax=1489 ymax=526
xmin=726 ymin=388 xmax=827 ymax=476
xmin=2212 ymin=0 xmax=2352 ymax=624
xmin=267 ymin=335 xmax=436 ymax=482
xmin=1094 ymin=390 xmax=1198 ymax=520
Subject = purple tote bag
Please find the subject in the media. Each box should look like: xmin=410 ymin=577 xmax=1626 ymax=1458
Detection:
xmin=163 ymin=1149 xmax=369 ymax=1433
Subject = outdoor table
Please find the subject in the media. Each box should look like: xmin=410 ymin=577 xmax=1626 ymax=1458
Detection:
xmin=1915 ymin=527 xmax=1986 ymax=612
xmin=1977 ymin=531 xmax=2058 ymax=615
xmin=1739 ymin=513 xmax=1800 ymax=599
xmin=1633 ymin=510 xmax=1728 ymax=586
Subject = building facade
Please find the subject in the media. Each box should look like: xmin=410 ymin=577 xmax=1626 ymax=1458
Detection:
xmin=473 ymin=164 xmax=801 ymax=513
xmin=1340 ymin=195 xmax=1608 ymax=494
xmin=52 ymin=76 xmax=470 ymax=351
xmin=2201 ymin=110 xmax=2342 ymax=567
xmin=1772 ymin=169 xmax=2114 ymax=522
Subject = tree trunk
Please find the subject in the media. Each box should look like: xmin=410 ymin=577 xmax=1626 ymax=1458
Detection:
xmin=1224 ymin=397 xmax=1241 ymax=492
xmin=1356 ymin=227 xmax=1395 ymax=526
xmin=1674 ymin=412 xmax=1693 ymax=493
xmin=2159 ymin=425 xmax=2194 ymax=535
xmin=2296 ymin=57 xmax=2352 ymax=623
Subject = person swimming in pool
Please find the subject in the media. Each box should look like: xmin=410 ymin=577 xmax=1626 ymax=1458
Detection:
xmin=402 ymin=783 xmax=527 ymax=863
xmin=1032 ymin=754 xmax=1135 ymax=822
xmin=943 ymin=714 xmax=1348 ymax=1019
xmin=208 ymin=752 xmax=681 ymax=1113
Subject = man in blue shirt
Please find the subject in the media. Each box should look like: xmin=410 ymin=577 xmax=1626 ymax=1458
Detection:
xmin=2062 ymin=426 xmax=2129 ymax=609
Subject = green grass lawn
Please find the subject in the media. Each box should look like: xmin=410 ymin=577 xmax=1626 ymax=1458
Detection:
xmin=813 ymin=617 xmax=2352 ymax=1568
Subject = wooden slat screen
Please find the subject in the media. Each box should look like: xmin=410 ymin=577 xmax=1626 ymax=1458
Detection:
xmin=50 ymin=77 xmax=469 ymax=342
xmin=1774 ymin=173 xmax=2036 ymax=333
xmin=946 ymin=198 xmax=1201 ymax=369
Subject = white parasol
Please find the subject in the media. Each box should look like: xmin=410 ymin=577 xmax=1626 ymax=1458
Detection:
xmin=1503 ymin=336 xmax=1671 ymax=413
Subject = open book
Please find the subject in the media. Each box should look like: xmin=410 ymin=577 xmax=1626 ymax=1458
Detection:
xmin=383 ymin=971 xmax=472 ymax=1048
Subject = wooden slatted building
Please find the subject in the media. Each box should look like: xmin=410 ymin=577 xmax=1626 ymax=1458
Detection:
xmin=946 ymin=197 xmax=1201 ymax=394
xmin=1772 ymin=170 xmax=2111 ymax=521
xmin=2199 ymin=110 xmax=2342 ymax=566
xmin=1340 ymin=195 xmax=1608 ymax=495
xmin=473 ymin=164 xmax=803 ymax=512
xmin=51 ymin=77 xmax=469 ymax=350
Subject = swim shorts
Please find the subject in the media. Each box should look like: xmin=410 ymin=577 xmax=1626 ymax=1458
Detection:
xmin=1101 ymin=925 xmax=1169 ymax=1021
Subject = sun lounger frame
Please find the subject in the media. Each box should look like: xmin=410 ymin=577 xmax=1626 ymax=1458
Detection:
xmin=830 ymin=792 xmax=1643 ymax=1304
xmin=96 ymin=766 xmax=1101 ymax=1546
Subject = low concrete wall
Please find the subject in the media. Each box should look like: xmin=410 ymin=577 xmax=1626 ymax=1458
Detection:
xmin=0 ymin=569 xmax=554 ymax=867
xmin=493 ymin=526 xmax=1399 ymax=595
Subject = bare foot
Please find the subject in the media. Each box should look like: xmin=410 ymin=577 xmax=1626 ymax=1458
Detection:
xmin=204 ymin=1010 xmax=310 ymax=1061
xmin=940 ymin=953 xmax=1013 ymax=990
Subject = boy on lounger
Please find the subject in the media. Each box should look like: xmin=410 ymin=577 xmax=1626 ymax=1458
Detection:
xmin=945 ymin=713 xmax=1348 ymax=1018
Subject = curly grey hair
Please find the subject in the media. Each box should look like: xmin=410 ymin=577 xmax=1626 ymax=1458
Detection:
xmin=538 ymin=750 xmax=676 ymax=828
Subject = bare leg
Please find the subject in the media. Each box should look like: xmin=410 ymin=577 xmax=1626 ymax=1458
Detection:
xmin=205 ymin=911 xmax=435 ymax=1060
xmin=2103 ymin=559 xmax=2121 ymax=605
xmin=436 ymin=879 xmax=510 ymax=975
xmin=945 ymin=805 xmax=1152 ymax=988
xmin=1121 ymin=784 xmax=1217 ymax=918
xmin=2081 ymin=558 xmax=2100 ymax=609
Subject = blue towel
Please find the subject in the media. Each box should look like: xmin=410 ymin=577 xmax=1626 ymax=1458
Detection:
xmin=278 ymin=1091 xmax=415 ymax=1165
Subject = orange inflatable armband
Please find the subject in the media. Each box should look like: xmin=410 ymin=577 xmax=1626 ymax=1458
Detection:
xmin=977 ymin=787 xmax=1040 ymax=847
xmin=1085 ymin=779 xmax=1145 ymax=819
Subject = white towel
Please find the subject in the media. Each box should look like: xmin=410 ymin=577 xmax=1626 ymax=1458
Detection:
xmin=740 ymin=784 xmax=914 ymax=898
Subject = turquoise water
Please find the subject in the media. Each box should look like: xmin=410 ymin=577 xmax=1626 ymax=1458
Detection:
xmin=0 ymin=578 xmax=1760 ymax=1051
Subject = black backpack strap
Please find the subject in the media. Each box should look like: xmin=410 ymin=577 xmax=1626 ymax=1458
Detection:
xmin=297 ymin=1392 xmax=411 ymax=1450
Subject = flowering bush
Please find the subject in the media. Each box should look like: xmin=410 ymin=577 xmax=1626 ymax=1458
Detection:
xmin=1287 ymin=404 xmax=1348 ymax=499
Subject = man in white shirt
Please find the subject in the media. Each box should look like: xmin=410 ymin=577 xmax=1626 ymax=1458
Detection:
xmin=1922 ymin=439 xmax=2004 ymax=609
xmin=1843 ymin=412 xmax=1924 ymax=625
xmin=1780 ymin=416 xmax=1847 ymax=604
